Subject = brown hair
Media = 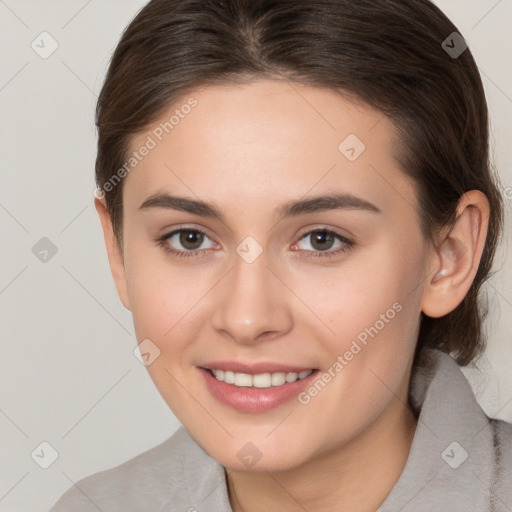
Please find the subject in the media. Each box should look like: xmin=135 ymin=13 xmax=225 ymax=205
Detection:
xmin=95 ymin=0 xmax=504 ymax=366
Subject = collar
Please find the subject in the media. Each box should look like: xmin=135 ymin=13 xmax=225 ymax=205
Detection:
xmin=377 ymin=348 xmax=496 ymax=511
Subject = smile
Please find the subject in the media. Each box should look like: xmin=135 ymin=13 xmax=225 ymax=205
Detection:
xmin=209 ymin=369 xmax=313 ymax=387
xmin=198 ymin=366 xmax=320 ymax=412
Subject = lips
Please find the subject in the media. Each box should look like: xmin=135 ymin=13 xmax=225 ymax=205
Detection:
xmin=198 ymin=362 xmax=319 ymax=413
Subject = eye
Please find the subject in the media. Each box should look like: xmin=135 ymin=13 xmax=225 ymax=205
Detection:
xmin=157 ymin=228 xmax=218 ymax=258
xmin=156 ymin=226 xmax=354 ymax=259
xmin=292 ymin=229 xmax=353 ymax=258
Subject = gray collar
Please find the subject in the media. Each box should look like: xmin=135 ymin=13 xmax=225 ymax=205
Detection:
xmin=378 ymin=349 xmax=498 ymax=511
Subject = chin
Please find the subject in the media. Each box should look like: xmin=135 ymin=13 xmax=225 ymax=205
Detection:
xmin=198 ymin=433 xmax=317 ymax=473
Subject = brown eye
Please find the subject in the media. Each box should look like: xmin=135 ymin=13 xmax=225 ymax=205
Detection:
xmin=179 ymin=230 xmax=205 ymax=250
xmin=159 ymin=228 xmax=217 ymax=257
xmin=293 ymin=229 xmax=354 ymax=258
xmin=309 ymin=230 xmax=336 ymax=251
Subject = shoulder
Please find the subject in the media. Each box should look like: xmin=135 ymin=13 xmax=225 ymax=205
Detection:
xmin=489 ymin=417 xmax=512 ymax=510
xmin=491 ymin=415 xmax=512 ymax=447
xmin=49 ymin=427 xmax=199 ymax=512
xmin=387 ymin=348 xmax=512 ymax=511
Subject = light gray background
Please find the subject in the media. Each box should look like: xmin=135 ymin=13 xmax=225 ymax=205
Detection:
xmin=1 ymin=1 xmax=511 ymax=511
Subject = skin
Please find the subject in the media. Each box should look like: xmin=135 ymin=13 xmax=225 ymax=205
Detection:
xmin=96 ymin=80 xmax=489 ymax=512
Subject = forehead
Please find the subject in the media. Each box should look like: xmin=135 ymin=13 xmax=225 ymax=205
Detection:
xmin=124 ymin=80 xmax=417 ymax=219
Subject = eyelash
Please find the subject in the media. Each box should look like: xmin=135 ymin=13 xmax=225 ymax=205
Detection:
xmin=156 ymin=227 xmax=354 ymax=259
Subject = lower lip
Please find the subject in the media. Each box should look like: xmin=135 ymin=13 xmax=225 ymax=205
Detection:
xmin=198 ymin=367 xmax=319 ymax=413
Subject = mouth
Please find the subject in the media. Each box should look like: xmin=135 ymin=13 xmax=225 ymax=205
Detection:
xmin=198 ymin=365 xmax=320 ymax=413
xmin=206 ymin=368 xmax=314 ymax=387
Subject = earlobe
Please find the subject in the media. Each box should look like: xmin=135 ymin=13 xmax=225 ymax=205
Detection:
xmin=94 ymin=197 xmax=131 ymax=311
xmin=421 ymin=190 xmax=489 ymax=318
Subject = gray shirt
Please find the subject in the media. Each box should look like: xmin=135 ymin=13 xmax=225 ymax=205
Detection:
xmin=50 ymin=348 xmax=512 ymax=511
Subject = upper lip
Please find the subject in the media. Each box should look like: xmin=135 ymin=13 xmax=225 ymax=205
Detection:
xmin=200 ymin=361 xmax=317 ymax=375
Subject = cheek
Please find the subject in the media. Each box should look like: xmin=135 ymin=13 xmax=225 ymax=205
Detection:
xmin=294 ymin=242 xmax=424 ymax=419
xmin=293 ymin=240 xmax=423 ymax=342
xmin=125 ymin=256 xmax=209 ymax=409
xmin=124 ymin=244 xmax=209 ymax=345
xmin=295 ymin=267 xmax=420 ymax=446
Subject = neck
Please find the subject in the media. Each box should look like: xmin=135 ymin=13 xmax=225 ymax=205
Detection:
xmin=226 ymin=391 xmax=418 ymax=512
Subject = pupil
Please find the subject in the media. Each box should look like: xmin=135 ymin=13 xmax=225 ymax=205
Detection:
xmin=180 ymin=230 xmax=203 ymax=249
xmin=312 ymin=231 xmax=334 ymax=251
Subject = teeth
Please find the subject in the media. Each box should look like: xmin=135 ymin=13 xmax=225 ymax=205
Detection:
xmin=234 ymin=373 xmax=252 ymax=387
xmin=271 ymin=372 xmax=286 ymax=386
xmin=210 ymin=369 xmax=313 ymax=387
xmin=285 ymin=372 xmax=298 ymax=383
xmin=224 ymin=370 xmax=235 ymax=384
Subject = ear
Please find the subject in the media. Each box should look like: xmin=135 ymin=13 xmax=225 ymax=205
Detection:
xmin=421 ymin=190 xmax=490 ymax=318
xmin=94 ymin=196 xmax=131 ymax=310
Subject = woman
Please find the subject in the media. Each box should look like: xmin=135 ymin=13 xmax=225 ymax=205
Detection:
xmin=50 ymin=0 xmax=511 ymax=510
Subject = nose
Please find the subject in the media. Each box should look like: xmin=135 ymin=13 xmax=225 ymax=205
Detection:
xmin=211 ymin=247 xmax=293 ymax=345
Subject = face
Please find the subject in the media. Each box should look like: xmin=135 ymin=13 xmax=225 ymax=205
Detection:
xmin=112 ymin=80 xmax=434 ymax=471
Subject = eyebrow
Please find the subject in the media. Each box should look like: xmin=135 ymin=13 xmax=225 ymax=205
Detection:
xmin=139 ymin=192 xmax=381 ymax=221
